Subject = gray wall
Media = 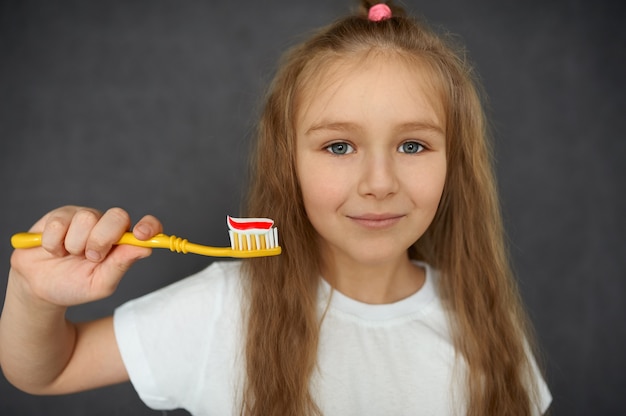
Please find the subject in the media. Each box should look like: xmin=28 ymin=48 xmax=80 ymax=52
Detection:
xmin=1 ymin=1 xmax=624 ymax=415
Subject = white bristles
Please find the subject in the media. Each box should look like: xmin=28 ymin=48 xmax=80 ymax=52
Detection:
xmin=228 ymin=227 xmax=279 ymax=251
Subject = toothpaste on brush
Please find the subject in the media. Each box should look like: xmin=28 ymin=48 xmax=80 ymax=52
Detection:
xmin=227 ymin=216 xmax=278 ymax=251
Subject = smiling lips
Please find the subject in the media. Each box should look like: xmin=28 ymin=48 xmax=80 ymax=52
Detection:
xmin=348 ymin=214 xmax=405 ymax=229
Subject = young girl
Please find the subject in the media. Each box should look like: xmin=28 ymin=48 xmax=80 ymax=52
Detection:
xmin=0 ymin=1 xmax=551 ymax=415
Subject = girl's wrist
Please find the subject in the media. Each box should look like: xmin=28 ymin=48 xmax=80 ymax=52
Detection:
xmin=7 ymin=269 xmax=68 ymax=316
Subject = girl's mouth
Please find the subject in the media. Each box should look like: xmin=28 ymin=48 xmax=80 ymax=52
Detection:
xmin=347 ymin=214 xmax=404 ymax=229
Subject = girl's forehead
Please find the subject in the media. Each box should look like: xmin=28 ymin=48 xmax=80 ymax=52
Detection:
xmin=296 ymin=51 xmax=447 ymax=128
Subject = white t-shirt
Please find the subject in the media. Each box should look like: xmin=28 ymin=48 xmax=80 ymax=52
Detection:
xmin=114 ymin=261 xmax=551 ymax=415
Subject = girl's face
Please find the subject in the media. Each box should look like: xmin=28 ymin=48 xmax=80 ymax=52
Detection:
xmin=295 ymin=53 xmax=447 ymax=269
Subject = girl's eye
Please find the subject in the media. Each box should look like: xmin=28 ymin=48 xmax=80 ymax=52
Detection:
xmin=398 ymin=141 xmax=424 ymax=154
xmin=326 ymin=142 xmax=354 ymax=155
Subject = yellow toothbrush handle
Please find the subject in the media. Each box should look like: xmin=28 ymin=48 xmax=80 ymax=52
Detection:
xmin=11 ymin=232 xmax=281 ymax=258
xmin=118 ymin=233 xmax=282 ymax=257
xmin=10 ymin=232 xmax=159 ymax=249
xmin=11 ymin=232 xmax=44 ymax=249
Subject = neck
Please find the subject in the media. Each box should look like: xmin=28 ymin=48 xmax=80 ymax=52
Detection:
xmin=320 ymin=250 xmax=425 ymax=304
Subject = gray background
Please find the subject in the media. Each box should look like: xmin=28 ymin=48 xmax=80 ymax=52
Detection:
xmin=1 ymin=0 xmax=624 ymax=415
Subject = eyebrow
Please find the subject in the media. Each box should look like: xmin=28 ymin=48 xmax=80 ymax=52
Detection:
xmin=304 ymin=121 xmax=356 ymax=136
xmin=304 ymin=120 xmax=445 ymax=136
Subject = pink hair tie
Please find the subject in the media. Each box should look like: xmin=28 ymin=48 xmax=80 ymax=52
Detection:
xmin=368 ymin=3 xmax=392 ymax=21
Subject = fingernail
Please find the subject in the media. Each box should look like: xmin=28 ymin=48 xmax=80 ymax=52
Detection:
xmin=86 ymin=250 xmax=101 ymax=262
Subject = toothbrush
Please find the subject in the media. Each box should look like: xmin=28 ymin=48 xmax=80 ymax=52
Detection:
xmin=10 ymin=216 xmax=281 ymax=259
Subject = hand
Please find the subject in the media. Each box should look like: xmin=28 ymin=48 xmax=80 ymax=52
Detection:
xmin=9 ymin=206 xmax=162 ymax=307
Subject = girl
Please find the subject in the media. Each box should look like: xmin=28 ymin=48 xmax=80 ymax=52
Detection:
xmin=0 ymin=1 xmax=551 ymax=415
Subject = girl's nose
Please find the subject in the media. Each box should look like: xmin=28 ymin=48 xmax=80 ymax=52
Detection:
xmin=357 ymin=153 xmax=399 ymax=199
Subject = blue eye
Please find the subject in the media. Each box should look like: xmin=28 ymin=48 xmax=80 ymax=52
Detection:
xmin=326 ymin=142 xmax=354 ymax=155
xmin=398 ymin=141 xmax=424 ymax=154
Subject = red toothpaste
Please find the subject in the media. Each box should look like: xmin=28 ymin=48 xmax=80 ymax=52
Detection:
xmin=227 ymin=216 xmax=274 ymax=232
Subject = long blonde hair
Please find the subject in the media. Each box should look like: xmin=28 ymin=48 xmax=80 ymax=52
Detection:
xmin=242 ymin=1 xmax=542 ymax=415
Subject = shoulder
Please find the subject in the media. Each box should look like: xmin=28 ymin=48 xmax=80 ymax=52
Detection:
xmin=112 ymin=260 xmax=247 ymax=410
xmin=138 ymin=260 xmax=242 ymax=298
xmin=168 ymin=259 xmax=244 ymax=290
xmin=114 ymin=260 xmax=246 ymax=327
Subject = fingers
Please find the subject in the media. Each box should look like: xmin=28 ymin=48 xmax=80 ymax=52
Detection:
xmin=64 ymin=209 xmax=101 ymax=256
xmin=84 ymin=208 xmax=131 ymax=262
xmin=40 ymin=206 xmax=101 ymax=257
xmin=132 ymin=215 xmax=163 ymax=240
xmin=35 ymin=206 xmax=160 ymax=263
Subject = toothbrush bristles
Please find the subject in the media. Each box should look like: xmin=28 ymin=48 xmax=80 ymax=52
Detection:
xmin=228 ymin=228 xmax=279 ymax=251
xmin=226 ymin=216 xmax=279 ymax=252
